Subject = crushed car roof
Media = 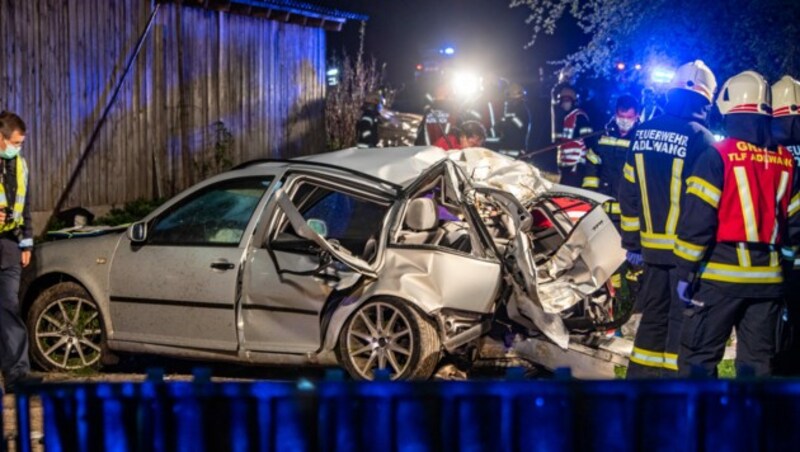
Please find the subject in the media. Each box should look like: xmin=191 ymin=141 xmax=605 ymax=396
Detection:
xmin=297 ymin=146 xmax=449 ymax=186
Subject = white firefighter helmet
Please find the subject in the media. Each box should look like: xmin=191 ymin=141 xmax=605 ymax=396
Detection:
xmin=771 ymin=75 xmax=800 ymax=118
xmin=672 ymin=60 xmax=717 ymax=103
xmin=716 ymin=70 xmax=771 ymax=116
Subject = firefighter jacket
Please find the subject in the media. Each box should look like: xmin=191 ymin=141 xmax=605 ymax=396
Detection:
xmin=790 ymin=144 xmax=800 ymax=270
xmin=556 ymin=108 xmax=592 ymax=168
xmin=498 ymin=99 xmax=531 ymax=152
xmin=582 ymin=120 xmax=634 ymax=216
xmin=415 ymin=100 xmax=458 ymax=146
xmin=463 ymin=98 xmax=502 ymax=149
xmin=619 ymin=104 xmax=716 ymax=265
xmin=356 ymin=108 xmax=381 ymax=148
xmin=673 ymin=138 xmax=800 ymax=298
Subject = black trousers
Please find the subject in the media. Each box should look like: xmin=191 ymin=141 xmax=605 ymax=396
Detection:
xmin=0 ymin=239 xmax=30 ymax=381
xmin=771 ymin=272 xmax=800 ymax=376
xmin=678 ymin=283 xmax=780 ymax=378
xmin=627 ymin=263 xmax=683 ymax=378
xmin=558 ymin=165 xmax=585 ymax=187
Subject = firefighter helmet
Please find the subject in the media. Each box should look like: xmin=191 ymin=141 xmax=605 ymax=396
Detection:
xmin=672 ymin=60 xmax=717 ymax=103
xmin=716 ymin=70 xmax=771 ymax=116
xmin=557 ymin=85 xmax=578 ymax=102
xmin=771 ymin=75 xmax=800 ymax=118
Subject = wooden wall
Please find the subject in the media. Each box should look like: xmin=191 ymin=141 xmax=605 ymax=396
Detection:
xmin=0 ymin=0 xmax=327 ymax=212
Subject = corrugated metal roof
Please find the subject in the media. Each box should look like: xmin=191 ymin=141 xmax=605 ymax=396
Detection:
xmin=159 ymin=0 xmax=368 ymax=30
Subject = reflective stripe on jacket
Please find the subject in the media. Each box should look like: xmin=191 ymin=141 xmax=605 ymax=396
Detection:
xmin=618 ymin=114 xmax=716 ymax=265
xmin=673 ymin=139 xmax=800 ymax=298
xmin=0 ymin=157 xmax=27 ymax=234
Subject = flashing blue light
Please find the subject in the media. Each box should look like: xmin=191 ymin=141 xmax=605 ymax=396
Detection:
xmin=443 ymin=46 xmax=455 ymax=56
xmin=651 ymin=67 xmax=675 ymax=84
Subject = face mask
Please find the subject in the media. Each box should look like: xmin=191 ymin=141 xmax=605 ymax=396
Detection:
xmin=0 ymin=144 xmax=20 ymax=160
xmin=616 ymin=117 xmax=636 ymax=133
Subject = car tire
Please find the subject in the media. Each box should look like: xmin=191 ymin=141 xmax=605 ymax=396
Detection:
xmin=27 ymin=282 xmax=108 ymax=372
xmin=337 ymin=298 xmax=441 ymax=381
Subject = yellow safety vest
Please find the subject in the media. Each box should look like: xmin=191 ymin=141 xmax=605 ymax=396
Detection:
xmin=0 ymin=157 xmax=28 ymax=233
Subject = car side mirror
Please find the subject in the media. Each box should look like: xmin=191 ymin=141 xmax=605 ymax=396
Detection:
xmin=306 ymin=218 xmax=328 ymax=239
xmin=128 ymin=221 xmax=148 ymax=243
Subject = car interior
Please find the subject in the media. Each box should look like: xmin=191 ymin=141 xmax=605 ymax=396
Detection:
xmin=395 ymin=176 xmax=473 ymax=254
xmin=272 ymin=179 xmax=390 ymax=263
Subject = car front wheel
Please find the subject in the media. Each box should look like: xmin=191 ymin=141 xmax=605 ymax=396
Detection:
xmin=27 ymin=282 xmax=107 ymax=372
xmin=337 ymin=298 xmax=441 ymax=380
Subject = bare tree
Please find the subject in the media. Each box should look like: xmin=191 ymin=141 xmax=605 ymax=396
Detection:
xmin=325 ymin=21 xmax=385 ymax=150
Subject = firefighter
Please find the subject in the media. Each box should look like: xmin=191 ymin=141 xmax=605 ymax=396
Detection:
xmin=415 ymin=84 xmax=458 ymax=146
xmin=619 ymin=60 xmax=718 ymax=377
xmin=462 ymin=77 xmax=503 ymax=150
xmin=432 ymin=121 xmax=486 ymax=151
xmin=639 ymin=88 xmax=664 ymax=123
xmin=770 ymin=75 xmax=800 ymax=376
xmin=356 ymin=92 xmax=384 ymax=148
xmin=498 ymin=82 xmax=531 ymax=157
xmin=674 ymin=71 xmax=800 ymax=377
xmin=555 ymin=85 xmax=593 ymax=187
xmin=583 ymin=94 xmax=640 ymax=230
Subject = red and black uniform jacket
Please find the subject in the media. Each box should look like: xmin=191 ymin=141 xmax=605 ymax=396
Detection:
xmin=673 ymin=138 xmax=800 ymax=298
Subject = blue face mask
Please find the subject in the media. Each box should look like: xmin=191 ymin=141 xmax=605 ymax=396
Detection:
xmin=0 ymin=144 xmax=21 ymax=160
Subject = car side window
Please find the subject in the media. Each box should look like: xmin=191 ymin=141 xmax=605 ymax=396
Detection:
xmin=148 ymin=177 xmax=272 ymax=246
xmin=279 ymin=182 xmax=390 ymax=259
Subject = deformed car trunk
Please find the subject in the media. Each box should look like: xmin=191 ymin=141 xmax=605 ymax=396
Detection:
xmin=450 ymin=149 xmax=626 ymax=349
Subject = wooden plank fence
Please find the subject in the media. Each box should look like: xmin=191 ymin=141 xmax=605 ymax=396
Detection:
xmin=0 ymin=0 xmax=328 ymax=213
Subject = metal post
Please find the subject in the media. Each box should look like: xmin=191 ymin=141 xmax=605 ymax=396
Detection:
xmin=49 ymin=4 xmax=161 ymax=224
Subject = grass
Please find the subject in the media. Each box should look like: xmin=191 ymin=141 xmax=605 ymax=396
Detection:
xmin=615 ymin=359 xmax=737 ymax=379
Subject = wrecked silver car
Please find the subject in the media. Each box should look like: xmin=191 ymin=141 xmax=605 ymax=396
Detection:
xmin=22 ymin=146 xmax=626 ymax=380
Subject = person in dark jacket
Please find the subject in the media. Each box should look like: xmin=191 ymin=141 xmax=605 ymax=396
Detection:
xmin=673 ymin=71 xmax=800 ymax=377
xmin=498 ymin=82 xmax=531 ymax=157
xmin=554 ymin=85 xmax=593 ymax=187
xmin=639 ymin=88 xmax=664 ymax=123
xmin=356 ymin=92 xmax=384 ymax=148
xmin=619 ymin=60 xmax=718 ymax=378
xmin=766 ymin=75 xmax=800 ymax=376
xmin=0 ymin=111 xmax=40 ymax=392
xmin=583 ymin=94 xmax=639 ymax=229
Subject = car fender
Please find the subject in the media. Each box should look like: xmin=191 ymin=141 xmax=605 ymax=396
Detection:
xmin=26 ymin=233 xmax=124 ymax=336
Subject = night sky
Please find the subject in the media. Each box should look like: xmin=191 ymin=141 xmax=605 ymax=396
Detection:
xmin=320 ymin=0 xmax=585 ymax=86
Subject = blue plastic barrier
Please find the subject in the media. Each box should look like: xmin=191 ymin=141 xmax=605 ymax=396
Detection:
xmin=11 ymin=373 xmax=800 ymax=451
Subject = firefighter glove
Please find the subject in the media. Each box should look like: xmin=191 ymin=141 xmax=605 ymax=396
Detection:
xmin=625 ymin=250 xmax=643 ymax=266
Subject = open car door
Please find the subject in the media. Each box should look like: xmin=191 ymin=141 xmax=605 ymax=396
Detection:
xmin=241 ymin=177 xmax=393 ymax=354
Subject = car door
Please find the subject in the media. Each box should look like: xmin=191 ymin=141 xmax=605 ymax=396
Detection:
xmin=107 ymin=176 xmax=274 ymax=351
xmin=241 ymin=173 xmax=395 ymax=353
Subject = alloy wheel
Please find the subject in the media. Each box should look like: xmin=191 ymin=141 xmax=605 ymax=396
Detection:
xmin=34 ymin=296 xmax=103 ymax=370
xmin=345 ymin=301 xmax=414 ymax=380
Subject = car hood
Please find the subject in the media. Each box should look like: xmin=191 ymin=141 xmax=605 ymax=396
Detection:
xmin=33 ymin=227 xmax=126 ymax=276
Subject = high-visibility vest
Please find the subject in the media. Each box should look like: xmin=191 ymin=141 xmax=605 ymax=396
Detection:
xmin=557 ymin=109 xmax=590 ymax=167
xmin=0 ymin=157 xmax=28 ymax=233
xmin=715 ymin=138 xmax=794 ymax=244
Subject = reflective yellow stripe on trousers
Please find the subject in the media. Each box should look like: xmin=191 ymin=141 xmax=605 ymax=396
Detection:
xmin=629 ymin=347 xmax=664 ymax=369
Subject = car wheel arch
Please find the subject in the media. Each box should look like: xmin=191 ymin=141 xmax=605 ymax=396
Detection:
xmin=321 ymin=293 xmax=443 ymax=353
xmin=24 ymin=272 xmax=112 ymax=335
